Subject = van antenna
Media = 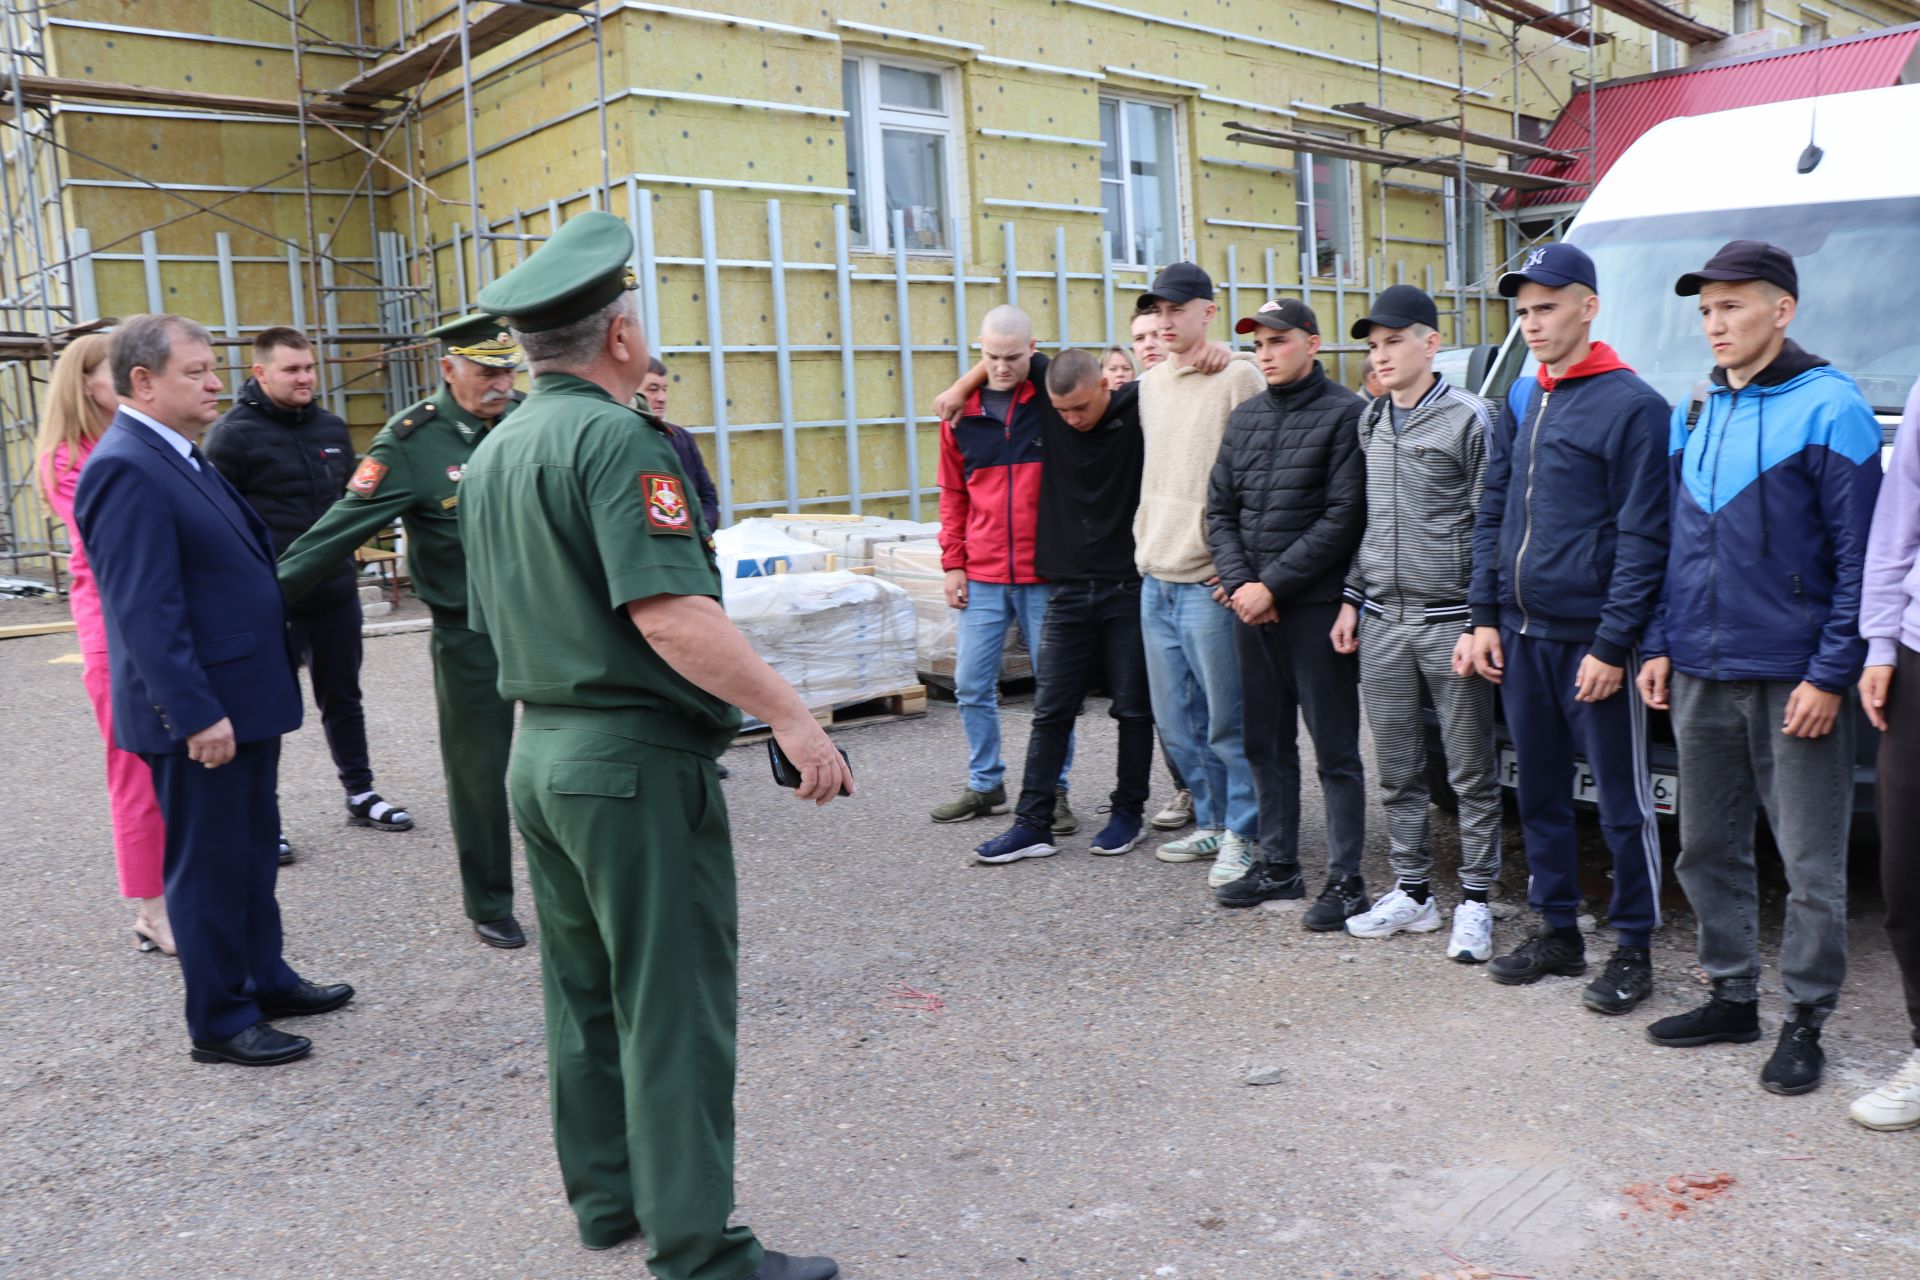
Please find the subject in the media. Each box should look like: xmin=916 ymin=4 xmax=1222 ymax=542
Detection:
xmin=1798 ymin=46 xmax=1825 ymax=174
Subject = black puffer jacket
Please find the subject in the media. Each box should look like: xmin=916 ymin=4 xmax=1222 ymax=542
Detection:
xmin=1205 ymin=361 xmax=1366 ymax=607
xmin=203 ymin=378 xmax=357 ymax=610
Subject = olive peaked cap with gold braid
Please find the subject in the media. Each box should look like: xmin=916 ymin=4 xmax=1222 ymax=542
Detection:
xmin=425 ymin=312 xmax=522 ymax=369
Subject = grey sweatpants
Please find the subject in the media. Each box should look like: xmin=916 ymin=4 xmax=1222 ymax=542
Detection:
xmin=1359 ymin=613 xmax=1502 ymax=890
xmin=1670 ymin=674 xmax=1853 ymax=1023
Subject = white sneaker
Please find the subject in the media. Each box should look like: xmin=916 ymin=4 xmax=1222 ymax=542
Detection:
xmin=1447 ymin=899 xmax=1495 ymax=964
xmin=1850 ymin=1050 xmax=1920 ymax=1131
xmin=1156 ymin=828 xmax=1222 ymax=863
xmin=1151 ymin=788 xmax=1194 ymax=830
xmin=1345 ymin=888 xmax=1442 ymax=938
xmin=1207 ymin=832 xmax=1258 ymax=888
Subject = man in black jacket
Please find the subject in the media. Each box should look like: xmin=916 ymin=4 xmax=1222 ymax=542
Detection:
xmin=1205 ymin=299 xmax=1368 ymax=927
xmin=204 ymin=327 xmax=411 ymax=838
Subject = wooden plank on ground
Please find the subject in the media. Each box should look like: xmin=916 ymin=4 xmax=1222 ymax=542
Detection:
xmin=0 ymin=620 xmax=78 ymax=640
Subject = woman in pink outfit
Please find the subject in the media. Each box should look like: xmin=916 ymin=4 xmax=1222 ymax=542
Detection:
xmin=36 ymin=334 xmax=173 ymax=955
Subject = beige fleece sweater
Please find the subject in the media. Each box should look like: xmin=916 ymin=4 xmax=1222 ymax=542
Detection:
xmin=1133 ymin=354 xmax=1266 ymax=581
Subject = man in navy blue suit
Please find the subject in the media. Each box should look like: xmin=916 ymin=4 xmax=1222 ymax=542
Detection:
xmin=74 ymin=314 xmax=353 ymax=1067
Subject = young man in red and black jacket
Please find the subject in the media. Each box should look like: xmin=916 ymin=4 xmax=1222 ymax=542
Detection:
xmin=930 ymin=305 xmax=1075 ymax=830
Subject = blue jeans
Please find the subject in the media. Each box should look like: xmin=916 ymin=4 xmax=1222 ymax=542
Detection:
xmin=1139 ymin=575 xmax=1258 ymax=838
xmin=955 ymin=580 xmax=1071 ymax=794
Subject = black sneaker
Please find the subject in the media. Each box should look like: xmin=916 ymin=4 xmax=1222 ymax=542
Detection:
xmin=1644 ymin=996 xmax=1761 ymax=1047
xmin=1487 ymin=926 xmax=1587 ymax=985
xmin=1581 ymin=946 xmax=1654 ymax=1015
xmin=1213 ymin=860 xmax=1305 ymax=909
xmin=1302 ymin=875 xmax=1367 ymax=932
xmin=1760 ymin=1015 xmax=1825 ymax=1096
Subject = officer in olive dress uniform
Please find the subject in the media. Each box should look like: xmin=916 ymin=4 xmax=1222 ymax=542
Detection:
xmin=279 ymin=315 xmax=528 ymax=949
xmin=460 ymin=211 xmax=853 ymax=1280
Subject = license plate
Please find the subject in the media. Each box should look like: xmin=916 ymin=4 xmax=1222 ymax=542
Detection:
xmin=1497 ymin=748 xmax=1677 ymax=816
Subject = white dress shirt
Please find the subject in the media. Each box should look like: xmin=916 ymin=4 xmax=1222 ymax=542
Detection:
xmin=119 ymin=404 xmax=200 ymax=470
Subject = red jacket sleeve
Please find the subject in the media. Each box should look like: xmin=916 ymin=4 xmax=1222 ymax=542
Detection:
xmin=937 ymin=419 xmax=970 ymax=574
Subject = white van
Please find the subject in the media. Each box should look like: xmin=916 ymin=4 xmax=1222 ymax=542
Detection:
xmin=1471 ymin=83 xmax=1920 ymax=818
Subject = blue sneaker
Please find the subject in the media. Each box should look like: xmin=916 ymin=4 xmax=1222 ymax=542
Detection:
xmin=1089 ymin=808 xmax=1143 ymax=856
xmin=973 ymin=823 xmax=1059 ymax=865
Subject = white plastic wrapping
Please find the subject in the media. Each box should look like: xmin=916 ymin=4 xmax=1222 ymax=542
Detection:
xmin=872 ymin=539 xmax=1032 ymax=684
xmin=712 ymin=518 xmax=836 ymax=579
xmin=723 ymin=570 xmax=918 ymax=712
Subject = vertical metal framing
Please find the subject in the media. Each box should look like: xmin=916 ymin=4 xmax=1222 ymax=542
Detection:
xmin=890 ymin=209 xmax=920 ymax=521
xmin=833 ymin=204 xmax=862 ymax=513
xmin=766 ymin=200 xmax=799 ymax=514
xmin=697 ymin=190 xmax=735 ymax=526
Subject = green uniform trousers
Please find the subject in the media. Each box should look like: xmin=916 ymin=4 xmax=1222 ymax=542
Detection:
xmin=509 ymin=706 xmax=763 ymax=1280
xmin=429 ymin=624 xmax=517 ymax=922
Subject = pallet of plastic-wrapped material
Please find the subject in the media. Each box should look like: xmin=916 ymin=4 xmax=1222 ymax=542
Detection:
xmin=722 ymin=569 xmax=919 ymax=715
xmin=872 ymin=539 xmax=1033 ymax=686
xmin=776 ymin=515 xmax=942 ymax=567
xmin=713 ymin=518 xmax=836 ymax=579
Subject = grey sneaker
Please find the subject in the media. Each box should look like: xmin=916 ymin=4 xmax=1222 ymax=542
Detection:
xmin=1051 ymin=789 xmax=1079 ymax=836
xmin=931 ymin=784 xmax=1008 ymax=823
xmin=1151 ymin=788 xmax=1194 ymax=830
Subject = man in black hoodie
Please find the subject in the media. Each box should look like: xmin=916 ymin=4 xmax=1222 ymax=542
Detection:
xmin=205 ymin=328 xmax=411 ymax=839
xmin=1205 ymin=299 xmax=1369 ymax=926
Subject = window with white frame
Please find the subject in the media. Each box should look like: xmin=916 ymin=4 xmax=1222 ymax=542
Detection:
xmin=1801 ymin=6 xmax=1829 ymax=44
xmin=1099 ymin=96 xmax=1182 ymax=268
xmin=1444 ymin=177 xmax=1486 ymax=288
xmin=1733 ymin=0 xmax=1758 ymax=34
xmin=1652 ymin=32 xmax=1684 ymax=71
xmin=1433 ymin=1 xmax=1481 ymax=18
xmin=1295 ymin=131 xmax=1357 ymax=279
xmin=841 ymin=56 xmax=955 ymax=254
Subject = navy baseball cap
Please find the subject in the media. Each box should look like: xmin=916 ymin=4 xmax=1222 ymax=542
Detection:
xmin=1137 ymin=261 xmax=1214 ymax=310
xmin=1497 ymin=243 xmax=1598 ymax=297
xmin=1236 ymin=297 xmax=1319 ymax=337
xmin=1350 ymin=284 xmax=1439 ymax=339
xmin=1675 ymin=240 xmax=1799 ymax=299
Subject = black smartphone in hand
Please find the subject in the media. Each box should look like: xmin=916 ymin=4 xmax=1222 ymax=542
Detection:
xmin=767 ymin=739 xmax=852 ymax=796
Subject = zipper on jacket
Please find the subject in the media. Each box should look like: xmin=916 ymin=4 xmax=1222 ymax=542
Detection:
xmin=1004 ymin=396 xmax=1017 ymax=583
xmin=1704 ymin=391 xmax=1732 ymax=678
xmin=1511 ymin=387 xmax=1551 ymax=634
xmin=1792 ymin=573 xmax=1814 ymax=644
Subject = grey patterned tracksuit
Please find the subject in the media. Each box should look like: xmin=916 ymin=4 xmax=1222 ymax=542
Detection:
xmin=1344 ymin=377 xmax=1502 ymax=891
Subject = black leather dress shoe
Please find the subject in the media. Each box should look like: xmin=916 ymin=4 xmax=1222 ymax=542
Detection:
xmin=190 ymin=1021 xmax=312 ymax=1066
xmin=261 ymin=980 xmax=355 ymax=1018
xmin=474 ymin=916 xmax=527 ymax=949
xmin=581 ymin=1224 xmax=641 ymax=1252
xmin=749 ymin=1249 xmax=840 ymax=1280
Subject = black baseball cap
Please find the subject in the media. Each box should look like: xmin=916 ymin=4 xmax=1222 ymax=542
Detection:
xmin=1235 ymin=297 xmax=1319 ymax=337
xmin=1497 ymin=242 xmax=1598 ymax=297
xmin=1137 ymin=261 xmax=1214 ymax=311
xmin=1349 ymin=284 xmax=1439 ymax=339
xmin=1675 ymin=239 xmax=1799 ymax=299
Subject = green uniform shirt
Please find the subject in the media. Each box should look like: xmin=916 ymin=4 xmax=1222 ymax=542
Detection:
xmin=278 ymin=384 xmax=507 ymax=617
xmin=462 ymin=372 xmax=740 ymax=756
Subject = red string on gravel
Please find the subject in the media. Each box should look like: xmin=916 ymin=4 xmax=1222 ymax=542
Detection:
xmin=882 ymin=981 xmax=945 ymax=1015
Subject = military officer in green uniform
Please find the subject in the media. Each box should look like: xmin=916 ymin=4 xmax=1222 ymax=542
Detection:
xmin=278 ymin=314 xmax=529 ymax=950
xmin=461 ymin=211 xmax=852 ymax=1280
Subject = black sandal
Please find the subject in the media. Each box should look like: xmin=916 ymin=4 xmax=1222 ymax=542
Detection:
xmin=346 ymin=794 xmax=414 ymax=832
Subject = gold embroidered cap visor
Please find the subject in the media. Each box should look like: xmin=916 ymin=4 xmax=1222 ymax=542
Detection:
xmin=476 ymin=210 xmax=640 ymax=334
xmin=425 ymin=312 xmax=523 ymax=369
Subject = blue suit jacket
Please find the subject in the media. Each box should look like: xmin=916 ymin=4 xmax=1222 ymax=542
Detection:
xmin=72 ymin=412 xmax=303 ymax=754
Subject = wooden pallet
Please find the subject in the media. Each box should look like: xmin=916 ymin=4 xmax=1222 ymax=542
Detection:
xmin=734 ymin=684 xmax=927 ymax=743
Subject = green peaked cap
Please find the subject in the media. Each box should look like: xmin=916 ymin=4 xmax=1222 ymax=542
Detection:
xmin=424 ymin=312 xmax=521 ymax=368
xmin=477 ymin=210 xmax=639 ymax=333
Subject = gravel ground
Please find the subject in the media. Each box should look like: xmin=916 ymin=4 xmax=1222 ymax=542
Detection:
xmin=3 ymin=623 xmax=1916 ymax=1280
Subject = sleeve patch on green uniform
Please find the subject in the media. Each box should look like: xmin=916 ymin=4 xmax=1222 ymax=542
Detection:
xmin=640 ymin=472 xmax=693 ymax=535
xmin=348 ymin=457 xmax=388 ymax=497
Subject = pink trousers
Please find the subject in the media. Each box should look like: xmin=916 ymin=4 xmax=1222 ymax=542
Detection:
xmin=80 ymin=656 xmax=167 ymax=899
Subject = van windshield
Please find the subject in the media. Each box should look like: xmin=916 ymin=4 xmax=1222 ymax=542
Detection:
xmin=1567 ymin=197 xmax=1920 ymax=415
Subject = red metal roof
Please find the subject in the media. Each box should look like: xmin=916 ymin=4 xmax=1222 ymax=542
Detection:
xmin=1511 ymin=25 xmax=1920 ymax=208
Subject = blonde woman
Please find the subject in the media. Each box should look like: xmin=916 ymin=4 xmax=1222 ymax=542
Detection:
xmin=36 ymin=335 xmax=172 ymax=954
xmin=1101 ymin=345 xmax=1136 ymax=390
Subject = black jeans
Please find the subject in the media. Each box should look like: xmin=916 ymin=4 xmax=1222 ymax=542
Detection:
xmin=287 ymin=595 xmax=373 ymax=795
xmin=1235 ymin=603 xmax=1366 ymax=876
xmin=1015 ymin=579 xmax=1154 ymax=830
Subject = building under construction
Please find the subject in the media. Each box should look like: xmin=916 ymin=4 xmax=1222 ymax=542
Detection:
xmin=4 ymin=0 xmax=1916 ymax=576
